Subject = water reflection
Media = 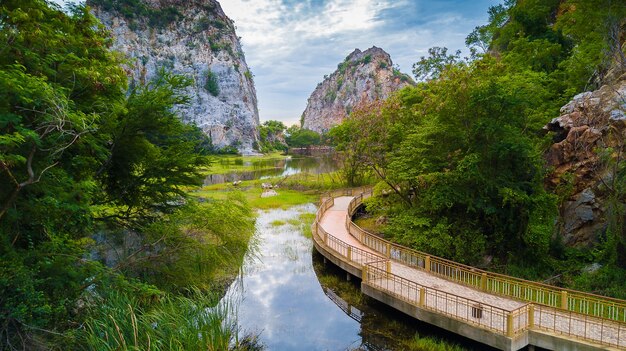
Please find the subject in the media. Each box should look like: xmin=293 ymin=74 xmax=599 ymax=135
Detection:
xmin=223 ymin=203 xmax=494 ymax=351
xmin=204 ymin=155 xmax=339 ymax=185
xmin=224 ymin=204 xmax=362 ymax=350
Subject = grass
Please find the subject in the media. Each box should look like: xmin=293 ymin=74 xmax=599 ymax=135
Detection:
xmin=297 ymin=213 xmax=316 ymax=238
xmin=191 ymin=171 xmax=345 ymax=210
xmin=270 ymin=220 xmax=286 ymax=226
xmin=80 ymin=289 xmax=263 ymax=351
xmin=353 ymin=215 xmax=385 ymax=235
xmin=401 ymin=335 xmax=467 ymax=351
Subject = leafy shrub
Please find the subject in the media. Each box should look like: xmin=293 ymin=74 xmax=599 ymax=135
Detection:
xmin=91 ymin=0 xmax=181 ymax=28
xmin=205 ymin=69 xmax=220 ymax=96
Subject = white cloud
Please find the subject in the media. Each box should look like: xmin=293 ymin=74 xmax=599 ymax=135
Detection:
xmin=220 ymin=0 xmax=499 ymax=123
xmin=49 ymin=0 xmax=500 ymax=124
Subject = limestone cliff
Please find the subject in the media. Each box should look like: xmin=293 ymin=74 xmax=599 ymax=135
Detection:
xmin=88 ymin=0 xmax=259 ymax=151
xmin=302 ymin=47 xmax=414 ymax=134
xmin=545 ymin=68 xmax=626 ymax=246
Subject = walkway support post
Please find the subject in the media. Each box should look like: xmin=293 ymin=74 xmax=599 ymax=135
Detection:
xmin=507 ymin=312 xmax=514 ymax=337
xmin=481 ymin=273 xmax=487 ymax=291
xmin=529 ymin=305 xmax=535 ymax=328
xmin=419 ymin=288 xmax=425 ymax=307
xmin=386 ymin=243 xmax=391 ymax=258
xmin=362 ymin=265 xmax=368 ymax=282
xmin=386 ymin=261 xmax=391 ymax=275
xmin=347 ymin=246 xmax=352 ymax=262
xmin=561 ymin=291 xmax=568 ymax=310
xmin=425 ymin=256 xmax=431 ymax=272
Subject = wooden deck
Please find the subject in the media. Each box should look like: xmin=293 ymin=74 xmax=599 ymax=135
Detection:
xmin=312 ymin=190 xmax=626 ymax=351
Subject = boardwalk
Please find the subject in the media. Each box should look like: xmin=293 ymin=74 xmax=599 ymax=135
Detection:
xmin=313 ymin=190 xmax=626 ymax=351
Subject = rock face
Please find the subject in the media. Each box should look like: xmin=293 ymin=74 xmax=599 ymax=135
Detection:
xmin=302 ymin=47 xmax=414 ymax=134
xmin=545 ymin=70 xmax=626 ymax=246
xmin=89 ymin=0 xmax=259 ymax=151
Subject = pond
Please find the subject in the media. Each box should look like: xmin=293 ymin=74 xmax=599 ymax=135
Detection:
xmin=204 ymin=155 xmax=339 ymax=185
xmin=222 ymin=204 xmax=493 ymax=351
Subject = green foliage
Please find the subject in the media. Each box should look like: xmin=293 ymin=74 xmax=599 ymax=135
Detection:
xmin=80 ymin=289 xmax=262 ymax=351
xmin=401 ymin=334 xmax=466 ymax=351
xmin=336 ymin=58 xmax=558 ymax=265
xmin=258 ymin=120 xmax=287 ymax=153
xmin=96 ymin=71 xmax=210 ymax=227
xmin=90 ymin=0 xmax=182 ymax=28
xmin=285 ymin=126 xmax=321 ymax=148
xmin=0 ymin=1 xmax=247 ymax=348
xmin=412 ymin=47 xmax=463 ymax=81
xmin=205 ymin=69 xmax=220 ymax=97
xmin=125 ymin=197 xmax=255 ymax=292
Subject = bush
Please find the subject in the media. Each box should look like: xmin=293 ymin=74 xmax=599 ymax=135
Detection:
xmin=205 ymin=69 xmax=220 ymax=96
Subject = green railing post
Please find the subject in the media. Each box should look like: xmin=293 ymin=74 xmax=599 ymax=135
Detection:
xmin=561 ymin=291 xmax=568 ymax=310
xmin=481 ymin=272 xmax=487 ymax=291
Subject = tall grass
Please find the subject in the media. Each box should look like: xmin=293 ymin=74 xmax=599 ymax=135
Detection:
xmin=401 ymin=335 xmax=467 ymax=351
xmin=81 ymin=289 xmax=263 ymax=351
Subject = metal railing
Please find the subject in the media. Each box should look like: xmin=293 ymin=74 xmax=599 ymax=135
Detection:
xmin=313 ymin=188 xmax=626 ymax=348
xmin=312 ymin=191 xmax=531 ymax=339
xmin=345 ymin=189 xmax=626 ymax=325
xmin=364 ymin=263 xmax=530 ymax=337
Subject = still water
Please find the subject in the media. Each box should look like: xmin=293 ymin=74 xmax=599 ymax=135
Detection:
xmin=204 ymin=155 xmax=339 ymax=185
xmin=223 ymin=204 xmax=491 ymax=351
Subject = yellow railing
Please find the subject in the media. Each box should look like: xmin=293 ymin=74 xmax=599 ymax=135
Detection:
xmin=345 ymin=189 xmax=626 ymax=325
xmin=313 ymin=191 xmax=530 ymax=339
xmin=313 ymin=189 xmax=626 ymax=348
xmin=364 ymin=263 xmax=530 ymax=337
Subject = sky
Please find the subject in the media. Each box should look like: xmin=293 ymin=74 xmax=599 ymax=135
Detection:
xmin=52 ymin=0 xmax=501 ymax=126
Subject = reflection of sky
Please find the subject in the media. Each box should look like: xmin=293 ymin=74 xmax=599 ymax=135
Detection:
xmin=223 ymin=204 xmax=362 ymax=350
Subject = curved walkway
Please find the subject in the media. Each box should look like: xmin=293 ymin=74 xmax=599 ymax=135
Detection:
xmin=313 ymin=192 xmax=626 ymax=351
xmin=322 ymin=197 xmax=525 ymax=311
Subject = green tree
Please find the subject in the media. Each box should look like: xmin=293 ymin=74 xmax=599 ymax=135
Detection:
xmin=412 ymin=47 xmax=463 ymax=81
xmin=95 ymin=70 xmax=209 ymax=227
xmin=258 ymin=120 xmax=287 ymax=152
xmin=0 ymin=1 xmax=220 ymax=347
xmin=285 ymin=126 xmax=321 ymax=148
xmin=0 ymin=0 xmax=127 ymax=344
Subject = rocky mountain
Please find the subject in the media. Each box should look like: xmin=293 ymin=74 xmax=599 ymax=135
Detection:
xmin=545 ymin=63 xmax=626 ymax=246
xmin=88 ymin=0 xmax=259 ymax=152
xmin=302 ymin=47 xmax=414 ymax=134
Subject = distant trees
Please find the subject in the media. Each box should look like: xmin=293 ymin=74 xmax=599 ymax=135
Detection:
xmin=285 ymin=126 xmax=321 ymax=148
xmin=258 ymin=120 xmax=287 ymax=152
